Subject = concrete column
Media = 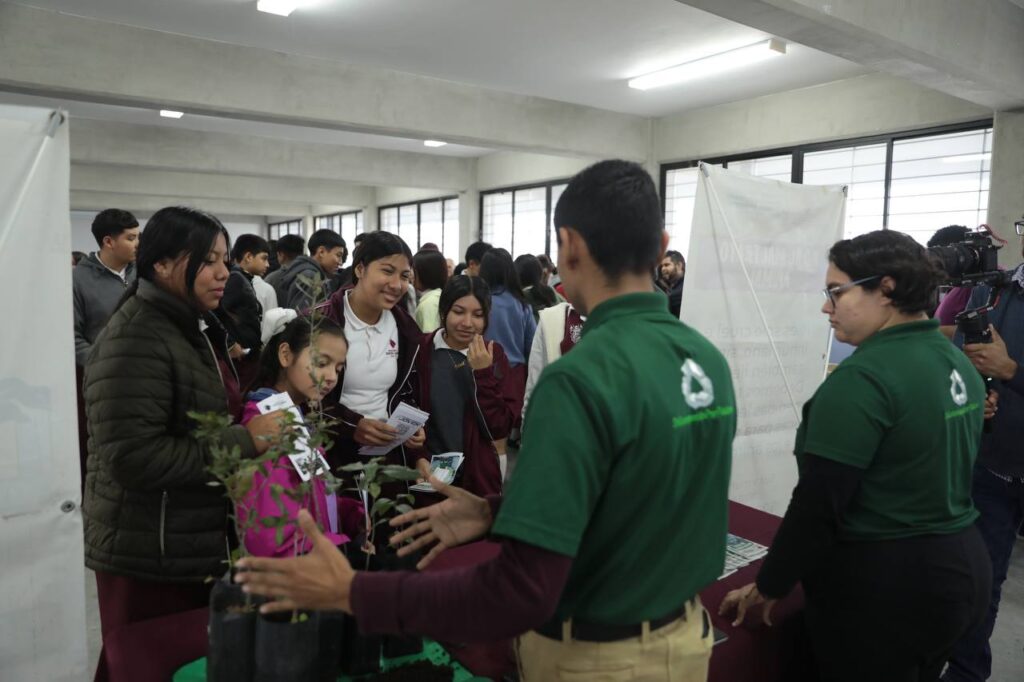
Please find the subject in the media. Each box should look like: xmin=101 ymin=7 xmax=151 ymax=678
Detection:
xmin=303 ymin=212 xmax=315 ymax=239
xmin=989 ymin=110 xmax=1024 ymax=268
xmin=364 ymin=195 xmax=378 ymax=234
xmin=459 ymin=189 xmax=480 ymax=262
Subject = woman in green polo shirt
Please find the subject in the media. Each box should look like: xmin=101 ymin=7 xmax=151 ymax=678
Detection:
xmin=721 ymin=230 xmax=992 ymax=682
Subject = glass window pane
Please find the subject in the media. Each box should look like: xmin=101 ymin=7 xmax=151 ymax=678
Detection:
xmin=803 ymin=143 xmax=887 ymax=239
xmin=549 ymin=183 xmax=568 ymax=263
xmin=482 ymin=192 xmax=513 ymax=254
xmin=443 ymin=198 xmax=460 ymax=263
xmin=398 ymin=205 xmax=418 ymax=249
xmin=380 ymin=207 xmax=399 ymax=235
xmin=512 ymin=187 xmax=547 ymax=258
xmin=664 ymin=167 xmax=700 ymax=258
xmin=727 ymin=154 xmax=792 ymax=182
xmin=888 ymin=129 xmax=990 ymax=244
xmin=340 ymin=212 xmax=361 ymax=261
xmin=419 ymin=201 xmax=443 ymax=253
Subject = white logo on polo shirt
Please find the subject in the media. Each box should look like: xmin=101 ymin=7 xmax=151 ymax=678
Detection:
xmin=950 ymin=369 xmax=968 ymax=407
xmin=681 ymin=359 xmax=714 ymax=409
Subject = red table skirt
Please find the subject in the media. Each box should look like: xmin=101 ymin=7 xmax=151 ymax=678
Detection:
xmin=112 ymin=502 xmax=807 ymax=682
xmin=427 ymin=501 xmax=810 ymax=682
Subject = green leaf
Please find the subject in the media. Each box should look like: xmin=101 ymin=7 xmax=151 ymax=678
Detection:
xmin=370 ymin=499 xmax=394 ymax=518
xmin=379 ymin=465 xmax=422 ymax=482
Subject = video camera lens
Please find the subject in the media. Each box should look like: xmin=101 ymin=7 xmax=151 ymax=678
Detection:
xmin=927 ymin=231 xmax=1000 ymax=284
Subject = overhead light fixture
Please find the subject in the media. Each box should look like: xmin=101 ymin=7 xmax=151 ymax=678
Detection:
xmin=257 ymin=0 xmax=298 ymax=17
xmin=423 ymin=140 xmax=448 ymax=148
xmin=159 ymin=110 xmax=184 ymax=119
xmin=942 ymin=153 xmax=991 ymax=163
xmin=628 ymin=39 xmax=786 ymax=91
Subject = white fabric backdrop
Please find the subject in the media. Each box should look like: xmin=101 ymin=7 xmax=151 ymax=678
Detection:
xmin=681 ymin=163 xmax=846 ymax=515
xmin=0 ymin=105 xmax=87 ymax=681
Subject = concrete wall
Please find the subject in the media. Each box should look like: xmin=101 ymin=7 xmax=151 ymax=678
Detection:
xmin=989 ymin=110 xmax=1024 ymax=268
xmin=71 ymin=210 xmax=265 ymax=253
xmin=476 ymin=151 xmax=594 ymax=190
xmin=654 ymin=73 xmax=990 ymax=163
xmin=375 ymin=187 xmax=454 ymax=206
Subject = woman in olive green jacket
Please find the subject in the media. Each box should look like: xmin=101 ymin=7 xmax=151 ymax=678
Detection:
xmin=82 ymin=207 xmax=284 ymax=680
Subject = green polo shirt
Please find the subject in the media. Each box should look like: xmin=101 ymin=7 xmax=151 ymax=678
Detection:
xmin=492 ymin=293 xmax=735 ymax=625
xmin=796 ymin=319 xmax=983 ymax=541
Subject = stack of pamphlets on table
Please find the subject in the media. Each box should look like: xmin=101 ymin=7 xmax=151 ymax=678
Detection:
xmin=718 ymin=533 xmax=769 ymax=580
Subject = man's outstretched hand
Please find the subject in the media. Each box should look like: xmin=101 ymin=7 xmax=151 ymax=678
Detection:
xmin=388 ymin=474 xmax=493 ymax=570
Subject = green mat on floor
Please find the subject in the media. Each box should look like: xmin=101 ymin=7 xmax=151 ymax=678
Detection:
xmin=172 ymin=638 xmax=490 ymax=681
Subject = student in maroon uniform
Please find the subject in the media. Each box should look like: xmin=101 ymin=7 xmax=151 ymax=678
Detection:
xmin=413 ymin=275 xmax=521 ymax=497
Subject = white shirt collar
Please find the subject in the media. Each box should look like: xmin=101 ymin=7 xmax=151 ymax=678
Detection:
xmin=343 ymin=290 xmax=388 ymax=333
xmin=96 ymin=252 xmax=128 ymax=281
xmin=433 ymin=330 xmax=469 ymax=356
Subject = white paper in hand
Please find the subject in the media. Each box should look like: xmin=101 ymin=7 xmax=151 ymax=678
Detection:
xmin=410 ymin=452 xmax=464 ymax=493
xmin=255 ymin=391 xmax=330 ymax=481
xmin=358 ymin=402 xmax=430 ymax=457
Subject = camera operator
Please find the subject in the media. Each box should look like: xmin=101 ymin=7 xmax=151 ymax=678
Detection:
xmin=929 ymin=225 xmax=973 ymax=338
xmin=943 ymin=228 xmax=1024 ymax=682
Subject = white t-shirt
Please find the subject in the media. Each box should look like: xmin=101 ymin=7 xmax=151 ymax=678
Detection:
xmin=251 ymin=275 xmax=278 ymax=313
xmin=339 ymin=291 xmax=399 ymax=420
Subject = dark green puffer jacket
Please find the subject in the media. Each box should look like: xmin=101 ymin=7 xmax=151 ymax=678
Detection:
xmin=82 ymin=279 xmax=256 ymax=582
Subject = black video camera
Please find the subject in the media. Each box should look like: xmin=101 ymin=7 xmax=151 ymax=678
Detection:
xmin=928 ymin=228 xmax=1012 ymax=344
xmin=928 ymin=227 xmax=1013 ymax=345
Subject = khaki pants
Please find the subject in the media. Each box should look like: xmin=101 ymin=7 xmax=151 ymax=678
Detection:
xmin=516 ymin=598 xmax=712 ymax=681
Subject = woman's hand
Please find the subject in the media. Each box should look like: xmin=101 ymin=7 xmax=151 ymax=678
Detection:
xmin=244 ymin=410 xmax=287 ymax=455
xmin=719 ymin=582 xmax=778 ymax=627
xmin=467 ymin=335 xmax=494 ymax=371
xmin=404 ymin=427 xmax=426 ymax=450
xmin=354 ymin=418 xmax=399 ymax=446
xmin=416 ymin=458 xmax=432 ymax=482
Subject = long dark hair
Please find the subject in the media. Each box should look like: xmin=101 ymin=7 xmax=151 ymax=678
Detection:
xmin=120 ymin=206 xmax=230 ymax=310
xmin=249 ymin=314 xmax=347 ymax=394
xmin=351 ymin=231 xmax=413 ymax=285
xmin=414 ymin=250 xmax=449 ymax=291
xmin=439 ymin=275 xmax=492 ymax=333
xmin=479 ymin=248 xmax=525 ymax=303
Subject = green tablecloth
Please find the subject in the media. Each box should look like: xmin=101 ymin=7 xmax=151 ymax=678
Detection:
xmin=172 ymin=638 xmax=490 ymax=681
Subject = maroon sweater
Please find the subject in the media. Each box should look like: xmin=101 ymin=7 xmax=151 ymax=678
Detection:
xmin=414 ymin=330 xmax=523 ymax=497
xmin=314 ymin=287 xmax=426 ymax=476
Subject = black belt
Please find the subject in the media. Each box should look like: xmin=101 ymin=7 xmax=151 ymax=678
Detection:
xmin=535 ymin=598 xmax=697 ymax=643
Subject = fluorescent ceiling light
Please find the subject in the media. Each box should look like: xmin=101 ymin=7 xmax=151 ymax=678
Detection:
xmin=942 ymin=153 xmax=990 ymax=163
xmin=628 ymin=39 xmax=786 ymax=91
xmin=159 ymin=110 xmax=184 ymax=119
xmin=257 ymin=0 xmax=299 ymax=17
xmin=423 ymin=140 xmax=448 ymax=148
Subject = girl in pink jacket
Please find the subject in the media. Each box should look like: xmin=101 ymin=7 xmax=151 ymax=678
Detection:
xmin=238 ymin=314 xmax=365 ymax=557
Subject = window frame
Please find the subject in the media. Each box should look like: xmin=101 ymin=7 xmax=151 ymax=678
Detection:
xmin=659 ymin=119 xmax=994 ymax=231
xmin=314 ymin=210 xmax=363 ymax=232
xmin=377 ymin=195 xmax=459 ymax=254
xmin=267 ymin=218 xmax=303 ymax=240
xmin=478 ymin=178 xmax=573 ymax=257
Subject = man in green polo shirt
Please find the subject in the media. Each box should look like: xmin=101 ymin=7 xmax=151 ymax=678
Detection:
xmin=236 ymin=159 xmax=737 ymax=681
